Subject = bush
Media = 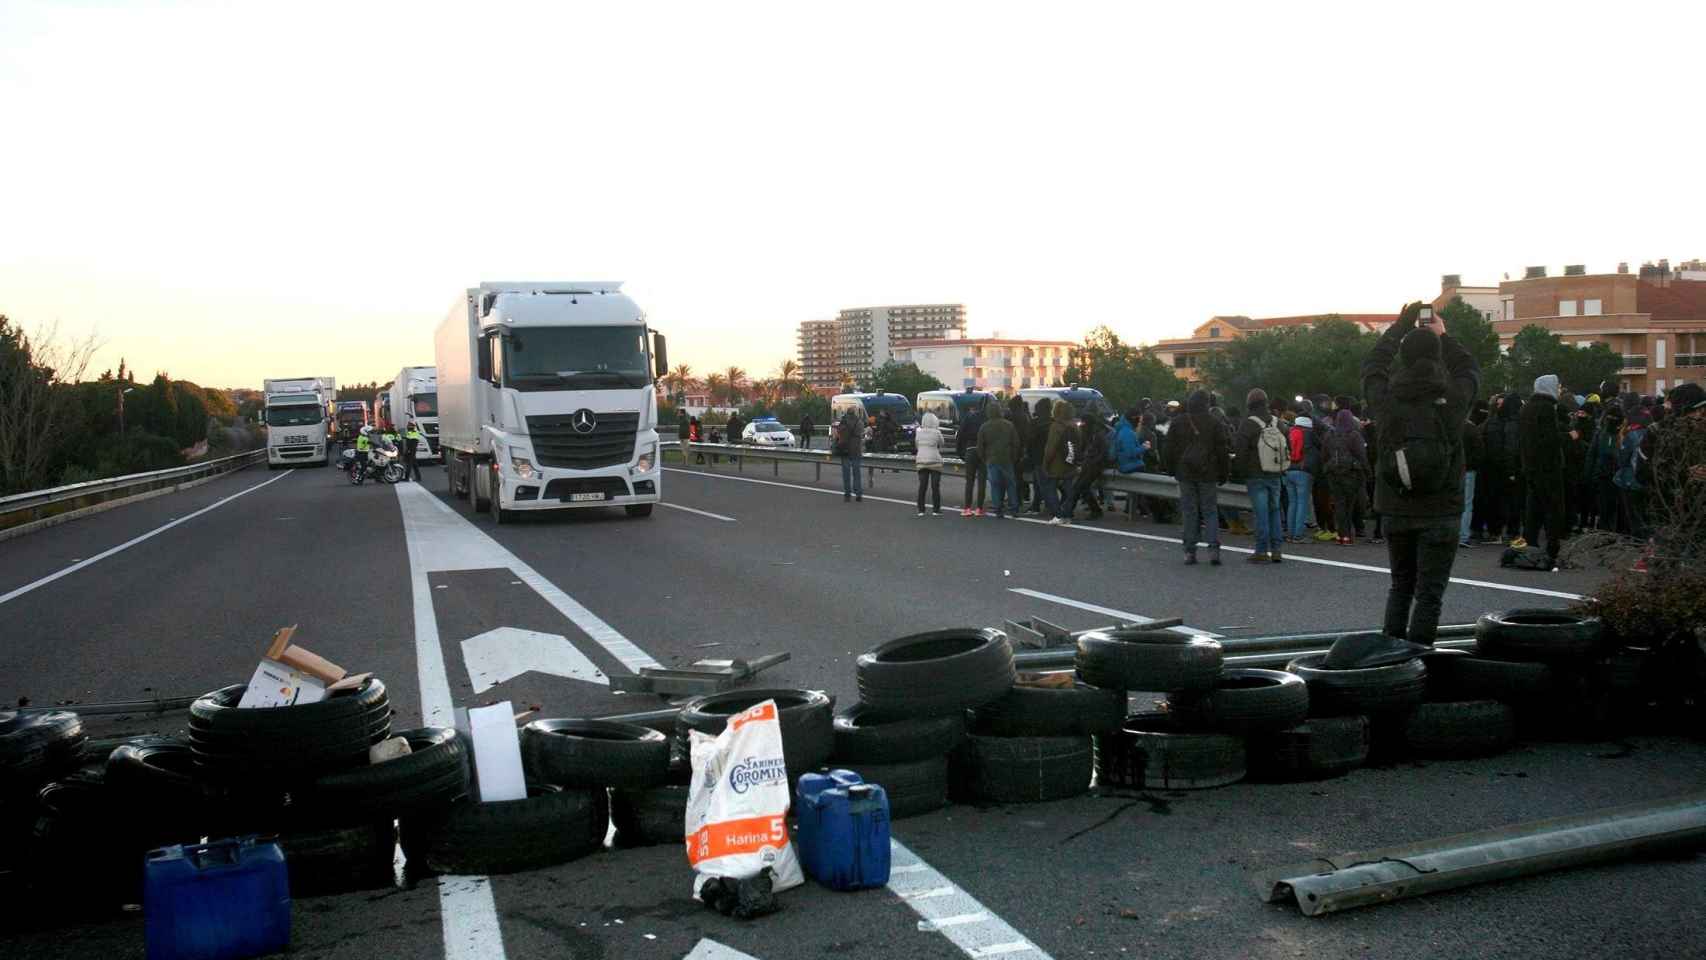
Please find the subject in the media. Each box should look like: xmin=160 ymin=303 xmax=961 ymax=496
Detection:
xmin=1577 ymin=569 xmax=1706 ymax=651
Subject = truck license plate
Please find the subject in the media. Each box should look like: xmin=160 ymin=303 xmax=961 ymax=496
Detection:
xmin=569 ymin=492 xmax=605 ymax=502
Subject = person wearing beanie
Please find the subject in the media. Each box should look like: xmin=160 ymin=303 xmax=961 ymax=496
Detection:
xmin=1235 ymin=387 xmax=1287 ymax=562
xmin=1360 ymin=301 xmax=1481 ymax=651
xmin=1284 ymin=399 xmax=1319 ymax=543
xmin=1518 ymin=374 xmax=1569 ymax=567
xmin=1164 ymin=388 xmax=1230 ymax=564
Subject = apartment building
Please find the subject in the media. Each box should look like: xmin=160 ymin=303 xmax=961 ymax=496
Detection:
xmin=797 ymin=320 xmax=840 ymax=391
xmin=890 ymin=338 xmax=1076 ymax=393
xmin=1150 ymin=313 xmax=1397 ymax=386
xmin=1492 ymin=260 xmax=1706 ymax=395
xmin=795 ymin=304 xmax=967 ymax=388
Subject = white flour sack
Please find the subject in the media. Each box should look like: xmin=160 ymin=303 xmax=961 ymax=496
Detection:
xmin=685 ymin=699 xmax=803 ymax=895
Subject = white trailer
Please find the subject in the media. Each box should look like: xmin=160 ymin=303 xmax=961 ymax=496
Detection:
xmin=387 ymin=366 xmax=440 ymax=460
xmin=262 ymin=376 xmax=335 ymax=468
xmin=434 ymin=281 xmax=667 ymax=523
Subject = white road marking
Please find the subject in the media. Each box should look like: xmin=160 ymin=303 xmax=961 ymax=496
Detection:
xmin=396 ymin=483 xmax=668 ymax=960
xmin=1006 ymin=588 xmax=1221 ymax=638
xmin=460 ymin=627 xmax=608 ymax=694
xmin=889 ymin=838 xmax=1053 ymax=960
xmin=658 ymin=502 xmax=738 ymax=522
xmin=683 ymin=940 xmax=761 ymax=960
xmin=0 ymin=468 xmax=293 ymax=607
xmin=666 ymin=467 xmax=1585 ymax=601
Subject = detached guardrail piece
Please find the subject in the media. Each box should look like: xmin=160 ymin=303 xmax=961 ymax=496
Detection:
xmin=1011 ymin=623 xmax=1477 ymax=671
xmin=607 ymin=652 xmax=791 ymax=696
xmin=1257 ymin=791 xmax=1706 ymax=916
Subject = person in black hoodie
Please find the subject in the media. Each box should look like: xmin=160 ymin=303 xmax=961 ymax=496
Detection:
xmin=1062 ymin=413 xmax=1110 ymax=521
xmin=798 ymin=411 xmax=815 ymax=451
xmin=957 ymin=399 xmax=987 ymax=517
xmin=1025 ymin=398 xmax=1051 ymax=514
xmin=1008 ymin=395 xmax=1032 ymax=509
xmin=1164 ymin=388 xmax=1230 ymax=565
xmin=1519 ymin=375 xmax=1569 ymax=566
xmin=1482 ymin=392 xmax=1524 ymax=541
xmin=1361 ymin=302 xmax=1480 ymax=648
xmin=1458 ymin=411 xmax=1485 ymax=548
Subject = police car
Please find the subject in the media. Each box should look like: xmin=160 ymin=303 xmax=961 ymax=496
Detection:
xmin=741 ymin=417 xmax=798 ymax=448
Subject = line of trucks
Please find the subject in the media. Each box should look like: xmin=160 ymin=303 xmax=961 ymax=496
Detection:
xmin=264 ymin=281 xmax=668 ymax=522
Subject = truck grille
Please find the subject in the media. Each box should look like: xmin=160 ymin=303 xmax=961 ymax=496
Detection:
xmin=526 ymin=413 xmax=638 ymax=469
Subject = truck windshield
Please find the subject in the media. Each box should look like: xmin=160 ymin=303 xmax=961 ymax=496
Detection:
xmin=502 ymin=327 xmax=650 ymax=391
xmin=267 ymin=405 xmax=323 ymax=427
xmin=410 ymin=393 xmax=438 ymax=417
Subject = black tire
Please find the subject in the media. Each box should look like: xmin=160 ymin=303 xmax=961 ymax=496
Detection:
xmin=830 ymin=755 xmax=949 ymax=819
xmin=626 ymin=504 xmax=654 ymax=518
xmin=1247 ymin=716 xmax=1370 ymax=782
xmin=970 ymin=682 xmax=1127 ymax=737
xmin=188 ymin=680 xmax=391 ymax=782
xmin=831 ymin=705 xmax=965 ymax=765
xmin=189 ymin=679 xmax=389 ymax=733
xmin=1287 ymin=653 xmax=1428 ymax=717
xmin=611 ymin=784 xmax=689 ymax=848
xmin=277 ymin=822 xmax=397 ymax=897
xmin=1476 ymin=609 xmax=1607 ymax=661
xmin=1073 ymin=629 xmax=1223 ymax=693
xmin=1426 ymin=653 xmax=1556 ymax=703
xmin=306 ymin=727 xmax=470 ymax=819
xmin=402 ymin=783 xmax=607 ymax=876
xmin=856 ymin=629 xmax=1014 ymax=719
xmin=0 ymin=711 xmax=85 ymax=795
xmin=677 ymin=689 xmax=835 ymax=779
xmin=1167 ymin=669 xmax=1309 ymax=735
xmin=520 ymin=719 xmax=670 ymax=789
xmin=104 ymin=738 xmax=224 ymax=828
xmin=950 ymin=733 xmax=1091 ymax=804
xmin=471 ymin=458 xmax=491 ymax=513
xmin=1402 ymin=700 xmax=1517 ymax=758
xmin=1093 ymin=712 xmax=1245 ymax=790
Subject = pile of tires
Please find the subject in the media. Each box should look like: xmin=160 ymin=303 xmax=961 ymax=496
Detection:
xmin=1448 ymin=609 xmax=1616 ymax=742
xmin=1284 ymin=637 xmax=1428 ymax=763
xmin=505 ymin=717 xmax=675 ymax=856
xmin=188 ymin=679 xmax=395 ymax=791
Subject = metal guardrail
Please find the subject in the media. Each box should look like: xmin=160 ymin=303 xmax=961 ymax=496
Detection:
xmin=663 ymin=440 xmax=1253 ymax=510
xmin=0 ymin=448 xmax=268 ymax=533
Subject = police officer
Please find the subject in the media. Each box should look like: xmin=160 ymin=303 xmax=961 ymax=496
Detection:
xmin=354 ymin=425 xmax=373 ymax=478
xmin=403 ymin=421 xmax=423 ymax=482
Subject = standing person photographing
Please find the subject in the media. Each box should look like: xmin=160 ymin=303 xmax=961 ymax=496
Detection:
xmin=1351 ymin=301 xmax=1481 ymax=660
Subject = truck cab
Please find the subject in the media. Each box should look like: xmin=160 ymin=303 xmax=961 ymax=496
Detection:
xmin=435 ymin=282 xmax=668 ymax=522
xmin=391 ymin=366 xmax=440 ymax=461
xmin=263 ymin=377 xmax=334 ymax=468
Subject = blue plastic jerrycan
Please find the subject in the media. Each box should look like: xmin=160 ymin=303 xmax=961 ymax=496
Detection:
xmin=795 ymin=769 xmax=891 ymax=890
xmin=144 ymin=837 xmax=290 ymax=960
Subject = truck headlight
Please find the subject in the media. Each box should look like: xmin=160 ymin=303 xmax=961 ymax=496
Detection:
xmin=633 ymin=442 xmax=657 ymax=475
xmin=510 ymin=452 xmax=537 ymax=480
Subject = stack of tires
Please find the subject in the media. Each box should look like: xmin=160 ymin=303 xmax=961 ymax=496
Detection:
xmin=1076 ymin=629 xmax=1252 ymax=790
xmin=1282 ymin=634 xmax=1431 ymax=766
xmin=1422 ymin=609 xmax=1611 ymax=744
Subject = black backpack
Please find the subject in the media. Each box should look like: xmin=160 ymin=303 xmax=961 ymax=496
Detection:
xmin=1323 ymin=428 xmax=1362 ymax=478
xmin=1377 ymin=399 xmax=1458 ymax=498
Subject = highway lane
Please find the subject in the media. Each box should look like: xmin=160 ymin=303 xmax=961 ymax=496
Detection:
xmin=4 ymin=460 xmax=1704 ymax=960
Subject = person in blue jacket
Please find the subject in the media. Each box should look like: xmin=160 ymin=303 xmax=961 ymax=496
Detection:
xmin=1113 ymin=408 xmax=1148 ymax=473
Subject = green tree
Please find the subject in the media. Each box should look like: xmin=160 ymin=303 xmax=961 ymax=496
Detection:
xmin=0 ymin=316 xmax=97 ymax=494
xmin=1502 ymin=325 xmax=1622 ymax=399
xmin=1061 ymin=326 xmax=1184 ymax=411
xmin=1439 ymin=296 xmax=1502 ymax=397
xmin=864 ymin=361 xmax=945 ymax=400
xmin=1199 ymin=316 xmax=1377 ymax=411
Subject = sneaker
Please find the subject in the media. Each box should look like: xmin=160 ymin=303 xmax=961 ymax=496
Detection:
xmin=1458 ymin=540 xmax=1472 ymax=549
xmin=1270 ymin=552 xmax=1283 ymax=563
xmin=1058 ymin=518 xmax=1072 ymax=527
xmin=976 ymin=508 xmax=987 ymax=517
xmin=917 ymin=511 xmax=926 ymax=517
xmin=1338 ymin=536 xmax=1353 ymax=546
xmin=1046 ymin=517 xmax=1062 ymax=526
xmin=932 ymin=510 xmax=943 ymax=516
xmin=961 ymin=508 xmax=973 ymax=517
xmin=1370 ymin=537 xmax=1385 ymax=545
xmin=1246 ymin=553 xmax=1269 ymax=564
xmin=1313 ymin=529 xmax=1337 ymax=542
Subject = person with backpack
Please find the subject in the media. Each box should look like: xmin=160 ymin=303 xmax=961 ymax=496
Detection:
xmin=833 ymin=408 xmax=864 ymax=502
xmin=1164 ymin=389 xmax=1230 ymax=564
xmin=914 ymin=410 xmax=944 ymax=516
xmin=1323 ymin=408 xmax=1369 ymax=545
xmin=957 ymin=399 xmax=988 ymax=517
xmin=1519 ymin=374 xmax=1569 ymax=568
xmin=1360 ymin=302 xmax=1480 ymax=650
xmin=1284 ymin=400 xmax=1318 ymax=543
xmin=1236 ymin=388 xmax=1288 ymax=562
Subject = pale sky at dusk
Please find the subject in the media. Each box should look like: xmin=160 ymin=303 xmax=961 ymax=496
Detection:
xmin=2 ymin=0 xmax=1700 ymax=389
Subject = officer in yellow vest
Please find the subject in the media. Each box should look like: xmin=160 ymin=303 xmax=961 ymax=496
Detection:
xmin=354 ymin=425 xmax=373 ymax=478
xmin=403 ymin=421 xmax=423 ymax=482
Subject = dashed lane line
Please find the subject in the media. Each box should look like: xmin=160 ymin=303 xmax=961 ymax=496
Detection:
xmin=663 ymin=468 xmax=1585 ymax=601
xmin=889 ymin=839 xmax=1052 ymax=959
xmin=0 ymin=468 xmax=294 ymax=607
xmin=658 ymin=502 xmax=738 ymax=522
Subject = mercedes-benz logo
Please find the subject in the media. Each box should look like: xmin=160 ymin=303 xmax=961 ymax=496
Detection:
xmin=571 ymin=409 xmax=598 ymax=434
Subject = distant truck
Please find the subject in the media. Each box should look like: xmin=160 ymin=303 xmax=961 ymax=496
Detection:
xmin=434 ymin=281 xmax=668 ymax=523
xmin=335 ymin=401 xmax=369 ymax=440
xmin=388 ymin=366 xmax=440 ymax=460
xmin=262 ymin=377 xmax=335 ymax=468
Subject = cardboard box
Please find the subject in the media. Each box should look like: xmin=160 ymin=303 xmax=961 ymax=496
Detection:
xmin=237 ymin=626 xmax=370 ymax=709
xmin=458 ymin=701 xmax=527 ymax=803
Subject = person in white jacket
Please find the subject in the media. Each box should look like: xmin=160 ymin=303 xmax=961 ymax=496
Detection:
xmin=914 ymin=411 xmax=945 ymax=516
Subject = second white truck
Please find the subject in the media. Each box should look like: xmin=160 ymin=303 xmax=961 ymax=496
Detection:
xmin=434 ymin=281 xmax=667 ymax=523
xmin=262 ymin=376 xmax=335 ymax=468
xmin=388 ymin=366 xmax=440 ymax=460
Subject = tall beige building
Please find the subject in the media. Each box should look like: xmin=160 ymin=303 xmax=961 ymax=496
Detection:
xmin=797 ymin=304 xmax=967 ymax=389
xmin=797 ymin=320 xmax=840 ymax=391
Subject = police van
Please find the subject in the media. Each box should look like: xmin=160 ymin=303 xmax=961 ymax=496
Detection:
xmin=915 ymin=388 xmax=996 ymax=450
xmin=1017 ymin=385 xmax=1116 ymax=426
xmin=830 ymin=392 xmax=917 ymax=451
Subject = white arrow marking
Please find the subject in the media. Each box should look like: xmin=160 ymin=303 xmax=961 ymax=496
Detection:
xmin=460 ymin=627 xmax=608 ymax=694
xmin=683 ymin=939 xmax=762 ymax=960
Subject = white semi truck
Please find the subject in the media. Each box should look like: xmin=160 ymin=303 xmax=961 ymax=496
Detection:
xmin=434 ymin=281 xmax=667 ymax=523
xmin=387 ymin=366 xmax=440 ymax=460
xmin=262 ymin=376 xmax=335 ymax=468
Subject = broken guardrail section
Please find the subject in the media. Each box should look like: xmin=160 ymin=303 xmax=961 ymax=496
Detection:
xmin=1257 ymin=791 xmax=1706 ymax=916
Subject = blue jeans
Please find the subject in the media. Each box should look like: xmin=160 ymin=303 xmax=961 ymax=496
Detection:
xmin=986 ymin=463 xmax=1017 ymax=516
xmin=841 ymin=455 xmax=862 ymax=497
xmin=1247 ymin=475 xmax=1283 ymax=554
xmin=1283 ymin=470 xmax=1313 ymax=540
xmin=1459 ymin=470 xmax=1476 ymax=543
xmin=1179 ymin=480 xmax=1220 ymax=554
xmin=1037 ymin=466 xmax=1063 ymax=516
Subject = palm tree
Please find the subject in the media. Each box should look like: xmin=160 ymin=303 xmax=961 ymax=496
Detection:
xmin=704 ymin=372 xmax=729 ymax=406
xmin=723 ymin=366 xmax=748 ymax=405
xmin=665 ymin=363 xmax=692 ymax=400
xmin=776 ymin=359 xmax=804 ymax=397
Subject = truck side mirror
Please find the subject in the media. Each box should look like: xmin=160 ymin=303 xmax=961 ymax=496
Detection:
xmin=478 ymin=333 xmax=494 ymax=383
xmin=653 ymin=332 xmax=668 ymax=379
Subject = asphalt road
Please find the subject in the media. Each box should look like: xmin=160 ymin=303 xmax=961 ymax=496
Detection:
xmin=2 ymin=456 xmax=1702 ymax=960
